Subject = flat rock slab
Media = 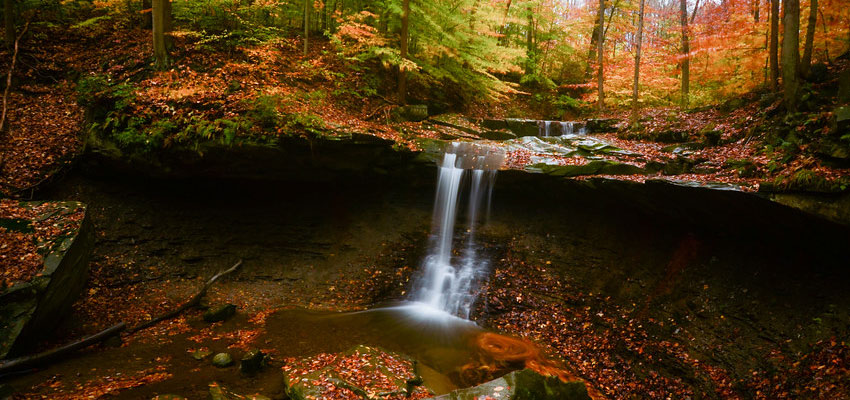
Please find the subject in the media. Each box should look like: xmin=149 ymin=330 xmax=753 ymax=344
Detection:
xmin=282 ymin=345 xmax=432 ymax=400
xmin=0 ymin=201 xmax=93 ymax=359
xmin=208 ymin=382 xmax=270 ymax=400
xmin=433 ymin=369 xmax=591 ymax=400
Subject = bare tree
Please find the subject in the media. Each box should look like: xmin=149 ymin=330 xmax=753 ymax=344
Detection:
xmin=632 ymin=0 xmax=646 ymax=118
xmin=398 ymin=0 xmax=410 ymax=104
xmin=4 ymin=0 xmax=13 ymax=50
xmin=769 ymin=0 xmax=779 ymax=90
xmin=782 ymin=0 xmax=800 ymax=111
xmin=303 ymin=0 xmax=310 ymax=56
xmin=800 ymin=0 xmax=817 ymax=77
xmin=680 ymin=0 xmax=690 ymax=107
xmin=152 ymin=0 xmax=170 ymax=69
xmin=597 ymin=0 xmax=605 ymax=112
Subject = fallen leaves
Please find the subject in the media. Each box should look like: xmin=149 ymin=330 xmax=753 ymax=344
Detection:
xmin=0 ymin=200 xmax=85 ymax=289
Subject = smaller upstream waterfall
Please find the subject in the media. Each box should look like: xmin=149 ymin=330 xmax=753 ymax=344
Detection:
xmin=412 ymin=142 xmax=505 ymax=319
xmin=538 ymin=121 xmax=587 ymax=137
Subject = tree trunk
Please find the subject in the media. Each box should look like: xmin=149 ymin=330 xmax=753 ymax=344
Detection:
xmin=163 ymin=0 xmax=173 ymax=51
xmin=800 ymin=0 xmax=817 ymax=77
xmin=782 ymin=0 xmax=800 ymax=111
xmin=680 ymin=0 xmax=690 ymax=107
xmin=140 ymin=0 xmax=152 ymax=29
xmin=597 ymin=0 xmax=604 ymax=112
xmin=398 ymin=0 xmax=410 ymax=105
xmin=754 ymin=0 xmax=760 ymax=22
xmin=632 ymin=0 xmax=646 ymax=117
xmin=769 ymin=0 xmax=779 ymax=90
xmin=321 ymin=0 xmax=327 ymax=32
xmin=3 ymin=0 xmax=13 ymax=50
xmin=303 ymin=0 xmax=310 ymax=56
xmin=526 ymin=5 xmax=534 ymax=74
xmin=152 ymin=0 xmax=168 ymax=69
xmin=586 ymin=1 xmax=605 ymax=78
xmin=499 ymin=0 xmax=513 ymax=45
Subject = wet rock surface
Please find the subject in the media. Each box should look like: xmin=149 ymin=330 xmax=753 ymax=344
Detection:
xmin=433 ymin=369 xmax=590 ymax=400
xmin=208 ymin=382 xmax=270 ymax=400
xmin=204 ymin=304 xmax=237 ymax=323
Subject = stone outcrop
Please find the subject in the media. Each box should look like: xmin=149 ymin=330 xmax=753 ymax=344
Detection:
xmin=0 ymin=202 xmax=94 ymax=359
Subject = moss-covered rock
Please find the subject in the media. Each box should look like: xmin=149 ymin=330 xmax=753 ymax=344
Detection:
xmin=655 ymin=130 xmax=691 ymax=143
xmin=84 ymin=129 xmax=423 ymax=182
xmin=240 ymin=349 xmax=267 ymax=375
xmin=395 ymin=105 xmax=429 ymax=122
xmin=433 ymin=369 xmax=590 ymax=400
xmin=838 ymin=69 xmax=850 ymax=104
xmin=529 ymin=161 xmax=644 ymax=177
xmin=212 ymin=353 xmax=234 ymax=368
xmin=585 ymin=118 xmax=618 ymax=133
xmin=505 ymin=119 xmax=541 ymax=137
xmin=203 ymin=304 xmax=237 ymax=323
xmin=0 ymin=202 xmax=93 ymax=359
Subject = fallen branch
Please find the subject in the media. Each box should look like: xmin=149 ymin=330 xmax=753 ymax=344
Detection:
xmin=0 ymin=322 xmax=126 ymax=376
xmin=127 ymin=259 xmax=243 ymax=333
xmin=365 ymin=104 xmax=397 ymax=121
xmin=0 ymin=21 xmax=30 ymax=134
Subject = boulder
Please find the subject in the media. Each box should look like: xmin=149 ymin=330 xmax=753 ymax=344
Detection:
xmin=395 ymin=105 xmax=429 ymax=122
xmin=699 ymin=124 xmax=722 ymax=146
xmin=282 ymin=345 xmax=431 ymax=400
xmin=817 ymin=139 xmax=850 ymax=161
xmin=0 ymin=202 xmax=94 ymax=359
xmin=655 ymin=130 xmax=690 ymax=143
xmin=432 ymin=369 xmax=591 ymax=400
xmin=505 ymin=119 xmax=540 ymax=137
xmin=832 ymin=106 xmax=850 ymax=135
xmin=585 ymin=118 xmax=618 ymax=133
xmin=212 ymin=353 xmax=234 ymax=368
xmin=477 ymin=119 xmax=509 ymax=131
xmin=764 ymin=192 xmax=850 ymax=227
xmin=839 ymin=69 xmax=850 ymax=104
xmin=191 ymin=349 xmax=213 ymax=360
xmin=481 ymin=130 xmax=518 ymax=141
xmin=240 ymin=349 xmax=267 ymax=375
xmin=203 ymin=304 xmax=237 ymax=323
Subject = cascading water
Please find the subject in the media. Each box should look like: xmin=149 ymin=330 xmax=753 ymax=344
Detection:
xmin=411 ymin=142 xmax=504 ymax=319
xmin=538 ymin=120 xmax=587 ymax=136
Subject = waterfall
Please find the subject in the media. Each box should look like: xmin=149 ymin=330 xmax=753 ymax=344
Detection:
xmin=537 ymin=121 xmax=586 ymax=137
xmin=412 ymin=142 xmax=504 ymax=319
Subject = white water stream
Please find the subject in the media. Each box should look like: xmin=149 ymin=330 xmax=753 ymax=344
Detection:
xmin=539 ymin=120 xmax=587 ymax=137
xmin=411 ymin=142 xmax=504 ymax=319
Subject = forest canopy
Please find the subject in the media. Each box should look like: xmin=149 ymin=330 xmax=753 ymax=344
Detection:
xmin=4 ymin=0 xmax=848 ymax=113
